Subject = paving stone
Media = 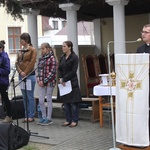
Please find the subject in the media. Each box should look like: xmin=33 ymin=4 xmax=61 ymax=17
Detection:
xmin=0 ymin=106 xmax=118 ymax=150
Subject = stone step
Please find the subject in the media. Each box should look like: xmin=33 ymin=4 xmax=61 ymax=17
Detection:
xmin=51 ymin=103 xmax=112 ymax=122
xmin=52 ymin=105 xmax=93 ymax=121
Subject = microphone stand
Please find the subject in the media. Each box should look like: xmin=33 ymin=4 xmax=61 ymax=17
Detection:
xmin=15 ymin=64 xmax=49 ymax=139
xmin=7 ymin=68 xmax=19 ymax=126
xmin=107 ymin=42 xmax=121 ymax=150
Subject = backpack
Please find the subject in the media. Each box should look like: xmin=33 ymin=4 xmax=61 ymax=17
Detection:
xmin=0 ymin=123 xmax=30 ymax=150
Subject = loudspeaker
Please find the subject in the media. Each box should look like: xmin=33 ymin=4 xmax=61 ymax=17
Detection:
xmin=0 ymin=96 xmax=25 ymax=119
xmin=0 ymin=123 xmax=30 ymax=150
xmin=0 ymin=123 xmax=10 ymax=150
xmin=11 ymin=96 xmax=25 ymax=119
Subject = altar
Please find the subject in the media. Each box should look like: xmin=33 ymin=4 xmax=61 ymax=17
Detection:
xmin=93 ymin=53 xmax=150 ymax=148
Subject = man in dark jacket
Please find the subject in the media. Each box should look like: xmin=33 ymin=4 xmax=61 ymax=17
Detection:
xmin=137 ymin=24 xmax=150 ymax=137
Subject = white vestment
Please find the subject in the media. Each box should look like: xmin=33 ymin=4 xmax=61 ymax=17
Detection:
xmin=115 ymin=54 xmax=149 ymax=146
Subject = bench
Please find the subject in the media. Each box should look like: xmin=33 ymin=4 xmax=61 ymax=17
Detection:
xmin=81 ymin=97 xmax=99 ymax=122
xmin=35 ymin=96 xmax=99 ymax=123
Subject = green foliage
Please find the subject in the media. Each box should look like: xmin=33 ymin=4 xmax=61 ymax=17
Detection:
xmin=21 ymin=143 xmax=39 ymax=150
xmin=1 ymin=0 xmax=23 ymax=21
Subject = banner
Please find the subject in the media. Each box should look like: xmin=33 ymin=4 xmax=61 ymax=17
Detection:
xmin=115 ymin=54 xmax=149 ymax=146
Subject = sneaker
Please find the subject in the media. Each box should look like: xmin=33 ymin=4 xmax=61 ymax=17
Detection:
xmin=41 ymin=119 xmax=53 ymax=126
xmin=37 ymin=118 xmax=45 ymax=125
xmin=2 ymin=116 xmax=13 ymax=123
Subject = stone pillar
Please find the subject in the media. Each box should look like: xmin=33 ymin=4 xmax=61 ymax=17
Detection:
xmin=106 ymin=0 xmax=129 ymax=54
xmin=27 ymin=10 xmax=39 ymax=97
xmin=59 ymin=3 xmax=81 ymax=82
xmin=93 ymin=19 xmax=101 ymax=55
xmin=27 ymin=10 xmax=39 ymax=50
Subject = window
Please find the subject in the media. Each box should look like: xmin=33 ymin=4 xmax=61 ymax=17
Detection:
xmin=62 ymin=21 xmax=67 ymax=28
xmin=52 ymin=21 xmax=58 ymax=30
xmin=8 ymin=27 xmax=21 ymax=53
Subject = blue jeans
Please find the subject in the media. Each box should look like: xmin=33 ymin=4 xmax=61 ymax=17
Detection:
xmin=64 ymin=103 xmax=79 ymax=123
xmin=19 ymin=75 xmax=36 ymax=118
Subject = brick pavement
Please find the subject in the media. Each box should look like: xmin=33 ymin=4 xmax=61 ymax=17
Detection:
xmin=12 ymin=112 xmax=118 ymax=150
xmin=0 ymin=101 xmax=119 ymax=150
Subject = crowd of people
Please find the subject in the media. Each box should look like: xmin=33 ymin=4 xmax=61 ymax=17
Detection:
xmin=0 ymin=32 xmax=81 ymax=127
xmin=1 ymin=23 xmax=150 ymax=129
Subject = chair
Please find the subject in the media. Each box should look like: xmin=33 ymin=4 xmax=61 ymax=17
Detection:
xmin=82 ymin=55 xmax=100 ymax=97
xmin=96 ymin=54 xmax=115 ymax=127
xmin=97 ymin=54 xmax=108 ymax=74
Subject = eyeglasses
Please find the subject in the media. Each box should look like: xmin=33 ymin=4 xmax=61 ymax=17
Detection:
xmin=141 ymin=31 xmax=150 ymax=34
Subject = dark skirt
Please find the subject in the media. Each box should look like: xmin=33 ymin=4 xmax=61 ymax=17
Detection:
xmin=57 ymin=86 xmax=82 ymax=103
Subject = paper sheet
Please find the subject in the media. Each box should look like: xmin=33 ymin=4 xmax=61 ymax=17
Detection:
xmin=19 ymin=79 xmax=32 ymax=91
xmin=58 ymin=80 xmax=72 ymax=96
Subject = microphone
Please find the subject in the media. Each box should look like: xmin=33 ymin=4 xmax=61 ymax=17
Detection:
xmin=107 ymin=38 xmax=142 ymax=71
xmin=136 ymin=38 xmax=142 ymax=42
xmin=19 ymin=49 xmax=29 ymax=53
xmin=107 ymin=38 xmax=142 ymax=77
xmin=107 ymin=38 xmax=142 ymax=69
xmin=107 ymin=38 xmax=142 ymax=46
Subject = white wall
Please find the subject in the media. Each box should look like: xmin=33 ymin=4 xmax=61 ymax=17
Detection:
xmin=38 ymin=35 xmax=93 ymax=47
xmin=0 ymin=7 xmax=28 ymax=52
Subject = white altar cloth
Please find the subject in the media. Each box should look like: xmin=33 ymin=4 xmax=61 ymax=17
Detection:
xmin=115 ymin=54 xmax=149 ymax=147
xmin=93 ymin=85 xmax=116 ymax=96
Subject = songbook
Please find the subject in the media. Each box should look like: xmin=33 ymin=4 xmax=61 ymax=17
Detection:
xmin=58 ymin=80 xmax=72 ymax=96
xmin=19 ymin=79 xmax=31 ymax=91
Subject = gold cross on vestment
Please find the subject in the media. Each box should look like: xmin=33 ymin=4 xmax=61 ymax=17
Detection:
xmin=120 ymin=71 xmax=142 ymax=99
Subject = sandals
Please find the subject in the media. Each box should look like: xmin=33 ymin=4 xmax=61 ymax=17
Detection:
xmin=61 ymin=122 xmax=78 ymax=127
xmin=22 ymin=118 xmax=27 ymax=123
xmin=28 ymin=118 xmax=34 ymax=122
xmin=22 ymin=118 xmax=34 ymax=123
xmin=69 ymin=122 xmax=78 ymax=127
xmin=61 ymin=122 xmax=71 ymax=127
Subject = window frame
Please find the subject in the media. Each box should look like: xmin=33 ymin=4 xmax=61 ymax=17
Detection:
xmin=8 ymin=27 xmax=21 ymax=54
xmin=52 ymin=21 xmax=58 ymax=30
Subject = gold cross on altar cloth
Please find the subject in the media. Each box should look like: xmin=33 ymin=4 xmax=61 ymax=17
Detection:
xmin=120 ymin=71 xmax=142 ymax=99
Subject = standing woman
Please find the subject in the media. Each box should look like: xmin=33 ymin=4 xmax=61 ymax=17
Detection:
xmin=57 ymin=41 xmax=82 ymax=127
xmin=36 ymin=43 xmax=57 ymax=125
xmin=15 ymin=32 xmax=37 ymax=123
xmin=0 ymin=40 xmax=12 ymax=123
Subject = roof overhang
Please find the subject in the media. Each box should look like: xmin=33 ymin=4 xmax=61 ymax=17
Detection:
xmin=5 ymin=0 xmax=150 ymax=21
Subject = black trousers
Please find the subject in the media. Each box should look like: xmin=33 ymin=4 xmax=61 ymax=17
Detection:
xmin=0 ymin=84 xmax=11 ymax=117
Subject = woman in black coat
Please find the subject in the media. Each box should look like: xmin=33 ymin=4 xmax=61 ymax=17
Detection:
xmin=57 ymin=41 xmax=82 ymax=127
